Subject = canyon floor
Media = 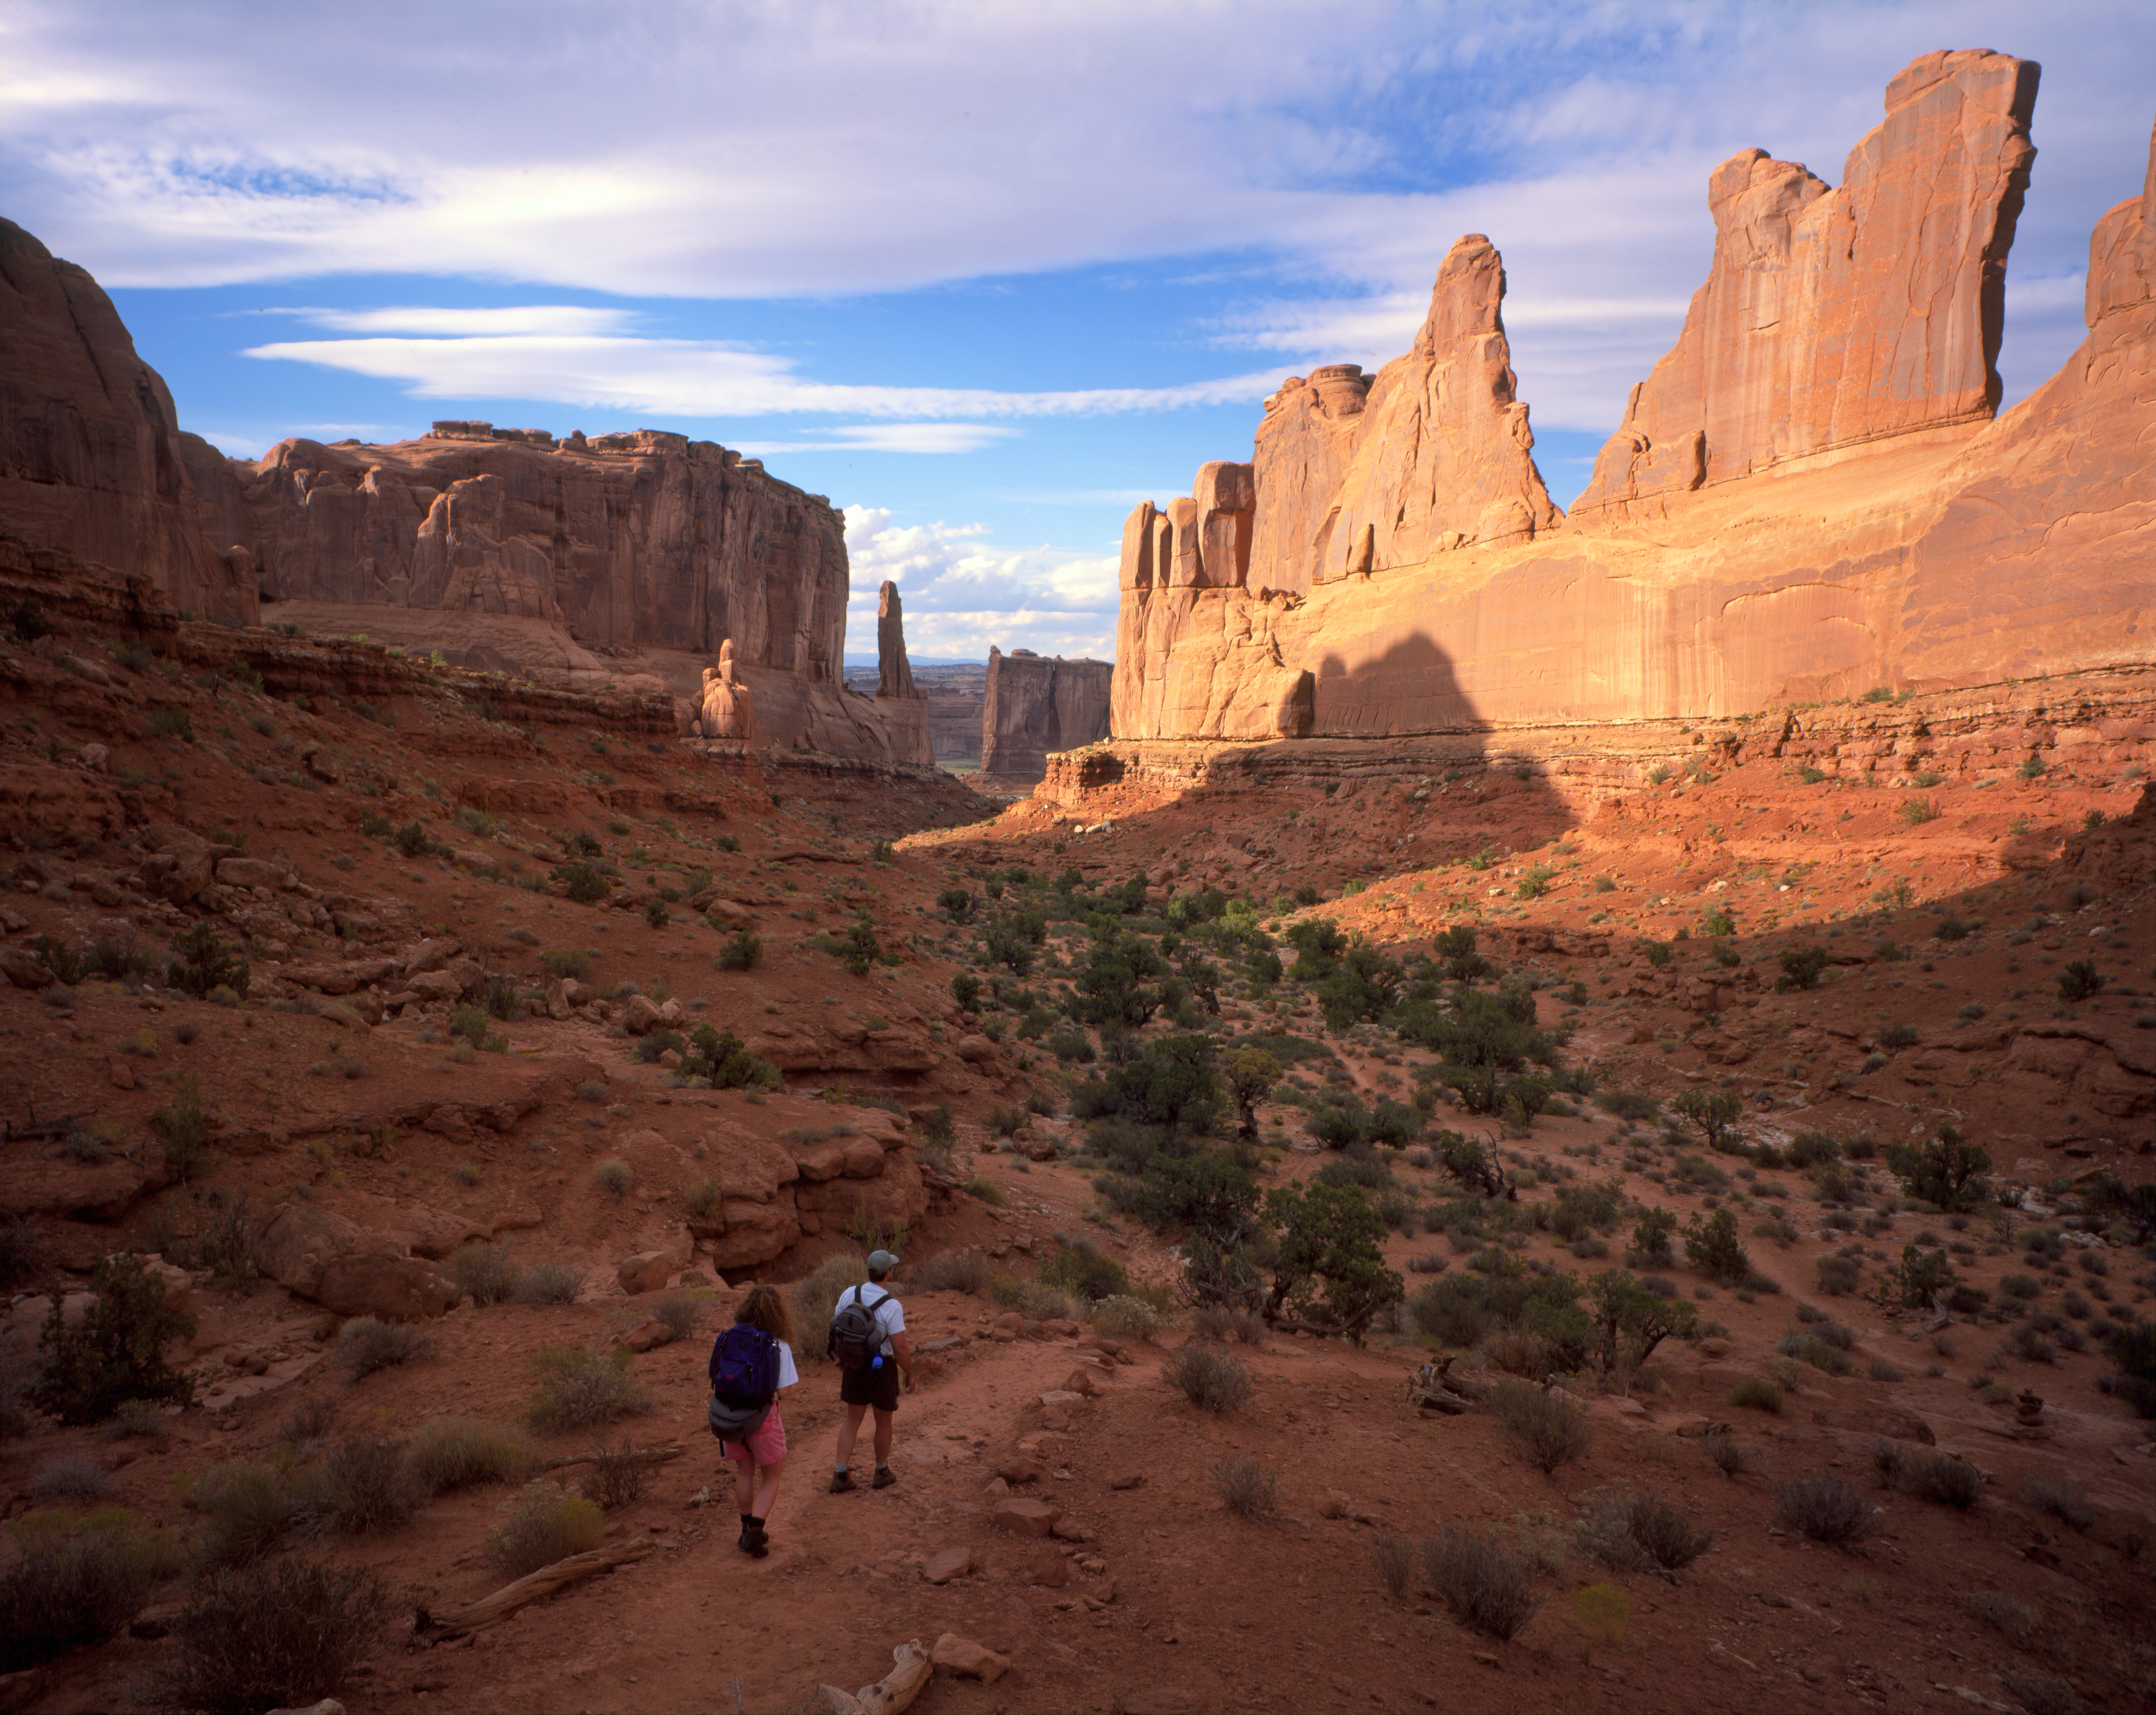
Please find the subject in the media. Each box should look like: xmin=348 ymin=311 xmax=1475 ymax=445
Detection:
xmin=1 ymin=611 xmax=2153 ymax=1715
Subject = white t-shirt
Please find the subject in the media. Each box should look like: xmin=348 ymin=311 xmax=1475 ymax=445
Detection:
xmin=840 ymin=1284 xmax=905 ymax=1357
xmin=773 ymin=1340 xmax=800 ymax=1390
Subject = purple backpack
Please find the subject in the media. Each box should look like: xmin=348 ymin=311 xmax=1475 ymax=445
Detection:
xmin=709 ymin=1324 xmax=779 ymax=1406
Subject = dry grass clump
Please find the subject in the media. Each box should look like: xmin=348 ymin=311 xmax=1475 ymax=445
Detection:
xmin=1190 ymin=1304 xmax=1267 ymax=1344
xmin=149 ymin=1554 xmax=389 ymax=1715
xmin=1368 ymin=1530 xmax=1415 ymax=1599
xmin=791 ymin=1254 xmax=869 ymax=1359
xmin=914 ymin=1250 xmax=994 ymax=1295
xmin=190 ymin=1461 xmax=304 ymax=1568
xmin=0 ymin=1513 xmax=181 ymax=1673
xmin=1577 ymin=1488 xmax=1714 ymax=1574
xmin=447 ymin=1240 xmax=522 ymax=1306
xmin=1091 ymin=1294 xmax=1166 ymax=1341
xmin=1419 ymin=1522 xmax=1544 ymax=1641
xmin=1209 ymin=1456 xmax=1280 ymax=1520
xmin=579 ymin=1436 xmax=659 ymax=1510
xmin=1699 ymin=1429 xmax=1765 ymax=1478
xmin=2022 ymin=1474 xmax=2094 ymax=1532
xmin=649 ymin=1289 xmax=703 ymax=1344
xmin=513 ymin=1261 xmax=584 ymax=1305
xmin=1873 ymin=1441 xmax=1985 ymax=1509
xmin=337 ymin=1316 xmax=433 ymax=1379
xmin=1773 ymin=1470 xmax=1878 ymax=1544
xmin=409 ymin=1418 xmax=532 ymax=1495
xmin=314 ymin=1434 xmax=419 ymax=1534
xmin=1963 ymin=1588 xmax=2038 ymax=1639
xmin=2000 ymin=1671 xmax=2080 ymax=1715
xmin=526 ymin=1344 xmax=652 ymax=1433
xmin=1484 ymin=1379 xmax=1592 ymax=1474
xmin=1726 ymin=1376 xmax=1783 ymax=1413
xmin=28 ymin=1453 xmax=117 ymax=1502
xmin=488 ymin=1482 xmax=605 ymax=1578
xmin=1164 ymin=1344 xmax=1254 ymax=1413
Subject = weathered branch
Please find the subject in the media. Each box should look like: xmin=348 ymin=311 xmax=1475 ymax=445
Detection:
xmin=412 ymin=1538 xmax=654 ymax=1642
xmin=817 ymin=1639 xmax=932 ymax=1715
xmin=533 ymin=1443 xmax=685 ymax=1476
xmin=1403 ymin=1356 xmax=1495 ymax=1415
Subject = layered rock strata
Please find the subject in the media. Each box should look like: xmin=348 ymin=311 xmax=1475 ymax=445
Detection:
xmin=0 ymin=219 xmax=256 ymax=626
xmin=1112 ymin=54 xmax=2149 ymax=742
xmin=977 ymin=648 xmax=1112 ymax=785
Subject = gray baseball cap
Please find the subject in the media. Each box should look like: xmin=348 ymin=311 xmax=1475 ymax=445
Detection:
xmin=867 ymin=1249 xmax=901 ymax=1273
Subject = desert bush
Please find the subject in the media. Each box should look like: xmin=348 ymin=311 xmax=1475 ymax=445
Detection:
xmin=1484 ymin=1378 xmax=1592 ymax=1473
xmin=409 ymin=1418 xmax=532 ymax=1495
xmin=31 ymin=1251 xmax=197 ymax=1424
xmin=167 ymin=923 xmax=249 ymax=1000
xmin=791 ymin=1254 xmax=869 ymax=1359
xmin=1892 ymin=1449 xmax=1985 ymax=1509
xmin=1727 ymin=1376 xmax=1783 ymax=1413
xmin=579 ymin=1436 xmax=659 ymax=1510
xmin=1038 ymin=1237 xmax=1129 ymax=1302
xmin=1777 ymin=1331 xmax=1854 ymax=1376
xmin=488 ymin=1482 xmax=605 ymax=1578
xmin=1963 ymin=1587 xmax=2038 ymax=1638
xmin=152 ymin=1553 xmax=390 ymax=1715
xmin=2000 ymin=1672 xmax=2080 ymax=1715
xmin=1774 ymin=1470 xmax=1877 ymax=1543
xmin=1164 ymin=1343 xmax=1254 ymax=1413
xmin=1700 ymin=1429 xmax=1763 ymax=1478
xmin=1091 ymin=1294 xmax=1166 ymax=1341
xmin=2022 ymin=1474 xmax=2094 ymax=1533
xmin=1419 ymin=1522 xmax=1544 ymax=1641
xmin=1628 ymin=1206 xmax=1678 ymax=1265
xmin=2057 ymin=959 xmax=2104 ymax=1004
xmin=1815 ymin=1253 xmax=1861 ymax=1296
xmin=1210 ymin=1455 xmax=1280 ymax=1519
xmin=1190 ymin=1304 xmax=1267 ymax=1344
xmin=526 ymin=1344 xmax=652 ymax=1433
xmin=914 ymin=1251 xmax=993 ymax=1295
xmin=190 ymin=1460 xmax=304 ymax=1568
xmin=315 ymin=1433 xmax=418 ymax=1534
xmin=0 ymin=1512 xmax=180 ymax=1674
xmin=1368 ymin=1530 xmax=1415 ymax=1599
xmin=153 ymin=1073 xmax=214 ymax=1182
xmin=514 ymin=1261 xmax=584 ymax=1305
xmin=593 ymin=1158 xmax=634 ymax=1198
xmin=337 ymin=1316 xmax=432 ymax=1379
xmin=540 ymin=946 xmax=592 ymax=980
xmin=29 ymin=1453 xmax=117 ymax=1502
xmin=447 ymin=1240 xmax=522 ymax=1307
xmin=650 ymin=1289 xmax=702 ymax=1344
xmin=1579 ymin=1487 xmax=1711 ymax=1573
xmin=1683 ymin=1207 xmax=1752 ymax=1285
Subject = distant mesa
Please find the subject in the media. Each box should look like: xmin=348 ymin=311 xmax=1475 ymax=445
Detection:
xmin=977 ymin=646 xmax=1112 ymax=789
xmin=1112 ymin=50 xmax=2154 ymax=743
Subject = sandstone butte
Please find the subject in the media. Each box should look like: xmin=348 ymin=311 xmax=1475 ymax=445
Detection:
xmin=1113 ymin=51 xmax=2154 ymax=746
xmin=0 ymin=217 xmax=933 ymax=767
xmin=975 ymin=647 xmax=1113 ymax=789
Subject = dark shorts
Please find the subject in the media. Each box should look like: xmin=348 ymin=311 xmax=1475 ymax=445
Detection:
xmin=839 ymin=1359 xmax=901 ymax=1413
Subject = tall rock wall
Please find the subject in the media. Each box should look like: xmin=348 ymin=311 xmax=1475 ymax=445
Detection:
xmin=978 ymin=648 xmax=1112 ymax=785
xmin=1575 ymin=50 xmax=2039 ymax=518
xmin=1111 ymin=54 xmax=2151 ymax=742
xmin=0 ymin=218 xmax=255 ymax=626
xmin=187 ymin=425 xmax=849 ymax=684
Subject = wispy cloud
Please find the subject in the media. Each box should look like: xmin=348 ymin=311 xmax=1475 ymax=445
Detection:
xmin=841 ymin=505 xmax=1117 ymax=658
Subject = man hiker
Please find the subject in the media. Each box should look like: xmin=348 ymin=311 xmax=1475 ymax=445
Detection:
xmin=829 ymin=1248 xmax=914 ymax=1492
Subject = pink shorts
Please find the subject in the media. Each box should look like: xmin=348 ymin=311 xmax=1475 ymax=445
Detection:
xmin=723 ymin=1406 xmax=786 ymax=1467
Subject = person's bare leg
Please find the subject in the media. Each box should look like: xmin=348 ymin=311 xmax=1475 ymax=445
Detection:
xmin=732 ymin=1454 xmax=756 ymax=1514
xmin=834 ymin=1400 xmax=869 ymax=1468
xmin=872 ymin=1408 xmax=894 ymax=1465
xmin=753 ymin=1457 xmax=785 ymax=1522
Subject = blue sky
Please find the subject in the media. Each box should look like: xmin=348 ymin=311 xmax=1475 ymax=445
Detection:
xmin=5 ymin=1 xmax=2151 ymax=661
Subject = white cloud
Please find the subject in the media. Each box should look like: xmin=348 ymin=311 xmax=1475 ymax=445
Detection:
xmin=242 ymin=326 xmax=1289 ymax=423
xmin=842 ymin=504 xmax=1118 ymax=658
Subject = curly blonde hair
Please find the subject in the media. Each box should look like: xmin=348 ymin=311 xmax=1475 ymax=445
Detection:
xmin=736 ymin=1282 xmax=797 ymax=1349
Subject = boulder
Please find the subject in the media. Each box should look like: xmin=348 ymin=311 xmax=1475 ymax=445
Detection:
xmin=954 ymin=1035 xmax=996 ymax=1064
xmin=922 ymin=1546 xmax=973 ymax=1585
xmin=989 ymin=1498 xmax=1063 ymax=1538
xmin=215 ymin=857 xmax=289 ymax=891
xmin=840 ymin=1140 xmax=885 ymax=1180
xmin=1019 ymin=1546 xmax=1068 ymax=1587
xmin=930 ymin=1634 xmax=1009 ymax=1684
xmin=617 ymin=1251 xmax=674 ymax=1294
xmin=713 ymin=1129 xmax=801 ymax=1203
xmin=253 ymin=1202 xmax=458 ymax=1321
xmin=621 ymin=994 xmax=667 ymax=1036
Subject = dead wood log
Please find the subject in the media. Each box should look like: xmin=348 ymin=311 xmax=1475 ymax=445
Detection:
xmin=817 ymin=1640 xmax=932 ymax=1715
xmin=1403 ymin=1356 xmax=1495 ymax=1415
xmin=533 ymin=1443 xmax=685 ymax=1475
xmin=411 ymin=1537 xmax=654 ymax=1643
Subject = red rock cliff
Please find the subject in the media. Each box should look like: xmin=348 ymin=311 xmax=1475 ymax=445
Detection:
xmin=978 ymin=648 xmax=1112 ymax=785
xmin=1575 ymin=49 xmax=2039 ymax=517
xmin=0 ymin=218 xmax=256 ymax=626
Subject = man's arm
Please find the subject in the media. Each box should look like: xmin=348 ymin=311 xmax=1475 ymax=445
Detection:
xmin=890 ymin=1326 xmax=915 ymax=1392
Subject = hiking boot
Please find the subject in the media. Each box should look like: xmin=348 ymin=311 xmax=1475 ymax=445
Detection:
xmin=828 ymin=1471 xmax=857 ymax=1493
xmin=872 ymin=1467 xmax=898 ymax=1490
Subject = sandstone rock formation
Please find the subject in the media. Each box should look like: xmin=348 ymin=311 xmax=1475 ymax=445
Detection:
xmin=0 ymin=218 xmax=256 ymax=626
xmin=977 ymin=648 xmax=1112 ymax=785
xmin=1110 ymin=54 xmax=2151 ymax=741
xmin=696 ymin=639 xmax=762 ymax=744
xmin=1574 ymin=50 xmax=2039 ymax=517
xmin=877 ymin=581 xmax=917 ymax=699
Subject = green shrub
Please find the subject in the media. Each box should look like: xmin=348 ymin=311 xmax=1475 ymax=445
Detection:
xmin=1164 ymin=1344 xmax=1253 ymax=1412
xmin=715 ymin=931 xmax=762 ymax=970
xmin=1816 ymin=1254 xmax=1861 ymax=1296
xmin=167 ymin=923 xmax=250 ymax=1000
xmin=153 ymin=1554 xmax=390 ymax=1715
xmin=1629 ymin=1206 xmax=1677 ymax=1265
xmin=1683 ymin=1207 xmax=1751 ymax=1285
xmin=1887 ymin=1129 xmax=1992 ymax=1213
xmin=540 ymin=947 xmax=591 ymax=980
xmin=488 ymin=1482 xmax=605 ymax=1578
xmin=526 ymin=1345 xmax=651 ymax=1433
xmin=409 ymin=1418 xmax=532 ymax=1495
xmin=2058 ymin=959 xmax=2104 ymax=1003
xmin=1484 ymin=1378 xmax=1592 ymax=1473
xmin=1039 ymin=1238 xmax=1129 ymax=1302
xmin=189 ymin=1460 xmax=303 ymax=1568
xmin=1419 ymin=1522 xmax=1543 ymax=1641
xmin=30 ymin=1252 xmax=197 ymax=1424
